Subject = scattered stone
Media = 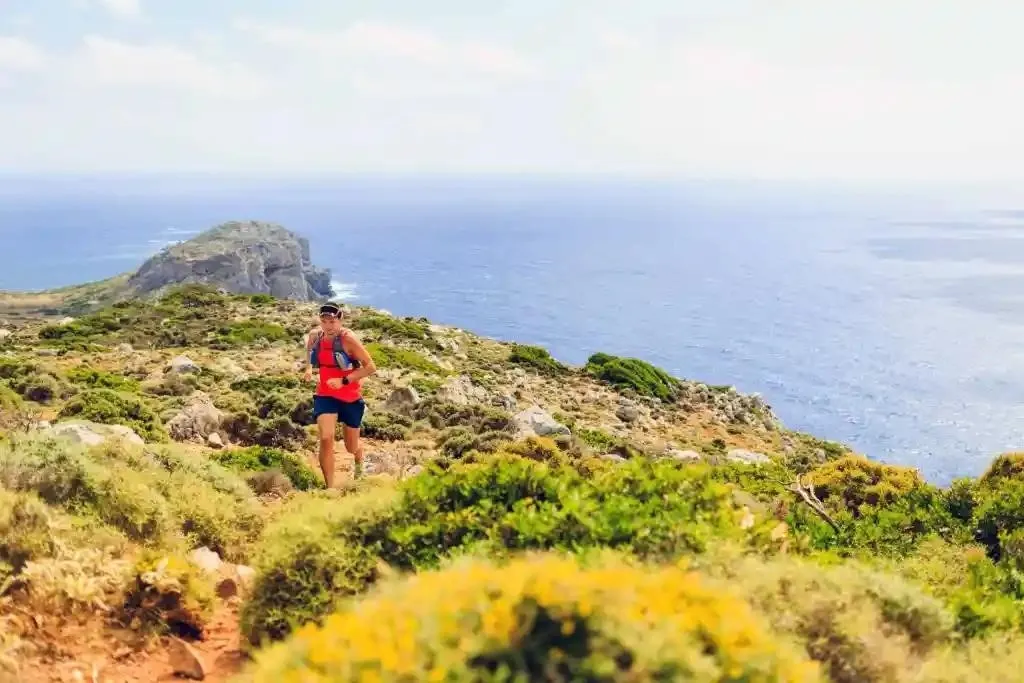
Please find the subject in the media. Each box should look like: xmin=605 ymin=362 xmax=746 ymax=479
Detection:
xmin=207 ymin=432 xmax=224 ymax=449
xmin=234 ymin=564 xmax=256 ymax=591
xmin=666 ymin=449 xmax=702 ymax=462
xmin=513 ymin=406 xmax=571 ymax=438
xmin=405 ymin=464 xmax=425 ymax=477
xmin=168 ymin=637 xmax=207 ymax=680
xmin=167 ymin=392 xmax=225 ymax=443
xmin=726 ymin=448 xmax=772 ymax=465
xmin=115 ymin=342 xmax=134 ymax=354
xmin=435 ymin=375 xmax=489 ymax=406
xmin=247 ymin=470 xmax=293 ymax=497
xmin=0 ymin=329 xmax=10 ymax=341
xmin=36 ymin=348 xmax=59 ymax=357
xmin=601 ymin=453 xmax=627 ymax=463
xmin=188 ymin=547 xmax=223 ymax=575
xmin=615 ymin=404 xmax=640 ymax=423
xmin=384 ymin=386 xmax=421 ymax=416
xmin=44 ymin=421 xmax=144 ymax=447
xmin=216 ymin=576 xmax=239 ymax=599
xmin=492 ymin=394 xmax=516 ymax=411
xmin=168 ymin=355 xmax=200 ymax=374
xmin=57 ymin=316 xmax=76 ymax=326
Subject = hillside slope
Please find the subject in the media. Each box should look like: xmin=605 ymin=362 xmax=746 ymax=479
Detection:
xmin=0 ymin=245 xmax=1023 ymax=680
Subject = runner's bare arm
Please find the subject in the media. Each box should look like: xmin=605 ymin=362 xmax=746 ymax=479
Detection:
xmin=342 ymin=329 xmax=377 ymax=382
xmin=302 ymin=328 xmax=319 ymax=378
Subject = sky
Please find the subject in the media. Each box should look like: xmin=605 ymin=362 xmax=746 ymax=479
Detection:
xmin=2 ymin=0 xmax=1024 ymax=180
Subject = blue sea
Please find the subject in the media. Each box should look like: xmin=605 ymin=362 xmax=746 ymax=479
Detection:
xmin=3 ymin=174 xmax=1024 ymax=485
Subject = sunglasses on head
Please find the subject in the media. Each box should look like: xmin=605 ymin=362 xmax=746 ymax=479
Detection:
xmin=319 ymin=304 xmax=341 ymax=319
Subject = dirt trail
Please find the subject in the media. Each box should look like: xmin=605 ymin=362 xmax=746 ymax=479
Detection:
xmin=15 ymin=604 xmax=247 ymax=683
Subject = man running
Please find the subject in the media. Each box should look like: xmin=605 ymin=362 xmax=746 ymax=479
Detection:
xmin=303 ymin=301 xmax=376 ymax=486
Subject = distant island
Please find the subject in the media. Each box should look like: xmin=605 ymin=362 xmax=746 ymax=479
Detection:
xmin=0 ymin=221 xmax=1022 ymax=681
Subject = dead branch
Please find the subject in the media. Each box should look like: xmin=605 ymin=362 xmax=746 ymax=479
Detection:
xmin=788 ymin=474 xmax=842 ymax=534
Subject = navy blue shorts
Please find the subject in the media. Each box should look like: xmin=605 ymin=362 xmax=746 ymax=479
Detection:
xmin=312 ymin=396 xmax=366 ymax=429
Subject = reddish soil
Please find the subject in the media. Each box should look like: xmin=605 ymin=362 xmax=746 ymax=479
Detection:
xmin=14 ymin=603 xmax=248 ymax=683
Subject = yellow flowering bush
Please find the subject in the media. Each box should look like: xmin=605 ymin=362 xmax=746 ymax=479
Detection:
xmin=239 ymin=553 xmax=821 ymax=682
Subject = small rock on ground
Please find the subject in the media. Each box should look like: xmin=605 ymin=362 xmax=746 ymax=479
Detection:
xmin=726 ymin=448 xmax=771 ymax=465
xmin=169 ymin=637 xmax=207 ymax=680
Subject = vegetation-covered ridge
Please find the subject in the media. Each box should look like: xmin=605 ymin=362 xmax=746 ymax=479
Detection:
xmin=2 ymin=283 xmax=1024 ymax=681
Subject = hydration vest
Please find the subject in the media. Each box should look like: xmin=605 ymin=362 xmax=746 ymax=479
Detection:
xmin=309 ymin=331 xmax=360 ymax=370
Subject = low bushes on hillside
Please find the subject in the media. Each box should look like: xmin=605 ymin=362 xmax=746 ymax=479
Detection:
xmin=240 ymin=553 xmax=820 ymax=683
xmin=240 ymin=453 xmax=776 ymax=646
xmin=585 ymin=352 xmax=680 ymax=401
xmin=351 ymin=313 xmax=436 ymax=348
xmin=211 ymin=321 xmax=292 ymax=348
xmin=508 ymin=343 xmax=569 ymax=376
xmin=699 ymin=551 xmax=956 ymax=683
xmin=0 ymin=358 xmax=68 ymax=404
xmin=65 ymin=366 xmax=140 ymax=392
xmin=366 ymin=342 xmax=444 ymax=374
xmin=0 ymin=435 xmax=263 ymax=562
xmin=211 ymin=446 xmax=323 ymax=491
xmin=57 ymin=388 xmax=167 ymax=442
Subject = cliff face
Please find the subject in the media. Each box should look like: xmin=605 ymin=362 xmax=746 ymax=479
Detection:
xmin=126 ymin=221 xmax=333 ymax=301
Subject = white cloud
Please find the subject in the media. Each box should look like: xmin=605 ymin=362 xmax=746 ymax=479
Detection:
xmin=97 ymin=0 xmax=141 ymax=18
xmin=70 ymin=36 xmax=267 ymax=99
xmin=0 ymin=36 xmax=46 ymax=71
xmin=233 ymin=19 xmax=537 ymax=79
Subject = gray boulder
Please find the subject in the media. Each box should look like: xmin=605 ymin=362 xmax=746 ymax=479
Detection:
xmin=44 ymin=420 xmax=144 ymax=447
xmin=514 ymin=406 xmax=570 ymax=438
xmin=384 ymin=386 xmax=421 ymax=416
xmin=435 ymin=375 xmax=488 ymax=406
xmin=167 ymin=392 xmax=225 ymax=443
xmin=726 ymin=448 xmax=772 ymax=465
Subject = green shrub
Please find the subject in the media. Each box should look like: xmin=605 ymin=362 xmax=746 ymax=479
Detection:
xmin=508 ymin=343 xmax=568 ymax=376
xmin=0 ymin=489 xmax=57 ymax=574
xmin=366 ymin=342 xmax=444 ymax=374
xmin=0 ymin=358 xmax=67 ymax=404
xmin=65 ymin=366 xmax=140 ymax=392
xmin=575 ymin=426 xmax=619 ymax=452
xmin=222 ymin=389 xmax=311 ymax=449
xmin=0 ymin=385 xmax=22 ymax=411
xmin=211 ymin=446 xmax=323 ymax=492
xmin=241 ymin=455 xmax=769 ymax=645
xmin=249 ymin=294 xmax=275 ymax=307
xmin=585 ymin=352 xmax=680 ymax=401
xmin=352 ymin=313 xmax=433 ymax=344
xmin=57 ymin=388 xmax=167 ymax=442
xmin=409 ymin=376 xmax=442 ymax=396
xmin=361 ymin=411 xmax=412 ymax=442
xmin=212 ymin=321 xmax=292 ymax=347
xmin=0 ymin=435 xmax=260 ymax=559
xmin=974 ymin=478 xmax=1024 ymax=561
xmin=241 ymin=491 xmax=398 ymax=646
xmin=230 ymin=375 xmax=302 ymax=396
xmin=412 ymin=400 xmax=516 ymax=434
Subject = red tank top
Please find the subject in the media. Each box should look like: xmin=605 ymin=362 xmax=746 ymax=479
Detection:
xmin=315 ymin=334 xmax=361 ymax=401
